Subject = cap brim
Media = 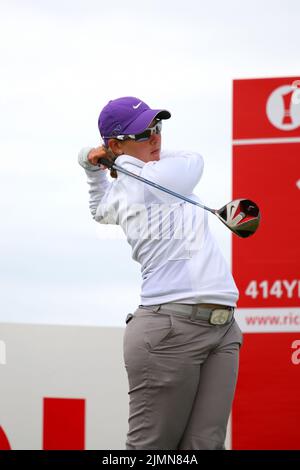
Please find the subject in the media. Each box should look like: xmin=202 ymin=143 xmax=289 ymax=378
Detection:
xmin=123 ymin=109 xmax=171 ymax=135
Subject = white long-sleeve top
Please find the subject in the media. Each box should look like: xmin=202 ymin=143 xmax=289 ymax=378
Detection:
xmin=79 ymin=148 xmax=239 ymax=307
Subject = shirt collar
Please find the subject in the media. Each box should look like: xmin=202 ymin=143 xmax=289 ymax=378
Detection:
xmin=114 ymin=154 xmax=145 ymax=168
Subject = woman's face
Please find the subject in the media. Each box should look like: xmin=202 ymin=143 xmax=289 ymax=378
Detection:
xmin=110 ymin=120 xmax=162 ymax=163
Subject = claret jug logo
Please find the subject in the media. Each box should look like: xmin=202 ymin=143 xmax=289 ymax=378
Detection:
xmin=266 ymin=81 xmax=300 ymax=130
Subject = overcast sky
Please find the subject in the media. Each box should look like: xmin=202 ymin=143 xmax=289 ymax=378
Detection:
xmin=0 ymin=0 xmax=299 ymax=326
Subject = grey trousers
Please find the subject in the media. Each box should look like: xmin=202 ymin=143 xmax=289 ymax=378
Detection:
xmin=123 ymin=306 xmax=243 ymax=450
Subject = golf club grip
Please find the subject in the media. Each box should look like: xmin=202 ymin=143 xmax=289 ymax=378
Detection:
xmin=98 ymin=157 xmax=114 ymax=168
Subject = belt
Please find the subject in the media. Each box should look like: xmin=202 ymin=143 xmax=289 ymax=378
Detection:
xmin=139 ymin=303 xmax=234 ymax=325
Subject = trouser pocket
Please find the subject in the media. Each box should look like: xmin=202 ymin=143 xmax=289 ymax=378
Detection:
xmin=144 ymin=313 xmax=174 ymax=351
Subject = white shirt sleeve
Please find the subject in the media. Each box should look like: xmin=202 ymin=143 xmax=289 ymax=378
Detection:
xmin=141 ymin=150 xmax=204 ymax=197
xmin=78 ymin=147 xmax=112 ymax=219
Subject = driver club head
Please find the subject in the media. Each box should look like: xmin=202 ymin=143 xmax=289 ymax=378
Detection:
xmin=215 ymin=199 xmax=261 ymax=238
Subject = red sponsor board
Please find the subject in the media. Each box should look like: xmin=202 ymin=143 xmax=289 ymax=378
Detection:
xmin=0 ymin=426 xmax=11 ymax=450
xmin=0 ymin=398 xmax=86 ymax=450
xmin=233 ymin=143 xmax=300 ymax=308
xmin=233 ymin=77 xmax=300 ymax=139
xmin=43 ymin=398 xmax=85 ymax=450
xmin=231 ymin=77 xmax=300 ymax=450
xmin=232 ymin=333 xmax=300 ymax=450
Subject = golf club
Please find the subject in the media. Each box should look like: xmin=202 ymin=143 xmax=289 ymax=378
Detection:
xmin=98 ymin=158 xmax=261 ymax=238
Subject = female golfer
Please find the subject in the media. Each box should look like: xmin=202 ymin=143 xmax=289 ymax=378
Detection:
xmin=78 ymin=96 xmax=242 ymax=450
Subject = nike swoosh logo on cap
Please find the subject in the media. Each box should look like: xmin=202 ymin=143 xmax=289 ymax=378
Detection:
xmin=133 ymin=102 xmax=142 ymax=109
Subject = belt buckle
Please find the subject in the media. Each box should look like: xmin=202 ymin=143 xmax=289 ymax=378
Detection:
xmin=209 ymin=308 xmax=232 ymax=325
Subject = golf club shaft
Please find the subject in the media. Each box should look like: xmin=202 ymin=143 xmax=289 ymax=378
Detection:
xmin=99 ymin=158 xmax=215 ymax=214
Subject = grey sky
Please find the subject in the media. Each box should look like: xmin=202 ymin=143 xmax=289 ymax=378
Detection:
xmin=0 ymin=0 xmax=299 ymax=325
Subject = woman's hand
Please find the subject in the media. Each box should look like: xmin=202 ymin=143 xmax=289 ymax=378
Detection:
xmin=88 ymin=146 xmax=114 ymax=170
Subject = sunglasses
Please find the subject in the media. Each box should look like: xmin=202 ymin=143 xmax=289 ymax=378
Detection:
xmin=110 ymin=120 xmax=162 ymax=142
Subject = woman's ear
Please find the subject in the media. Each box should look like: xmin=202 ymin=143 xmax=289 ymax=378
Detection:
xmin=108 ymin=139 xmax=124 ymax=156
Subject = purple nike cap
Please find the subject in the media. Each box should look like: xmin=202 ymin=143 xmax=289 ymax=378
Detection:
xmin=98 ymin=96 xmax=171 ymax=145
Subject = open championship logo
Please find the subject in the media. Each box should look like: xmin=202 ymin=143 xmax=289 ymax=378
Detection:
xmin=266 ymin=80 xmax=300 ymax=130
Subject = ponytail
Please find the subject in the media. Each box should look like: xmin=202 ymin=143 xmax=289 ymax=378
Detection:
xmin=102 ymin=145 xmax=119 ymax=179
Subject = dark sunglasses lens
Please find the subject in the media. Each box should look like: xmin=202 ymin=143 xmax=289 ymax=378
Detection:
xmin=135 ymin=130 xmax=151 ymax=141
xmin=133 ymin=122 xmax=162 ymax=141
